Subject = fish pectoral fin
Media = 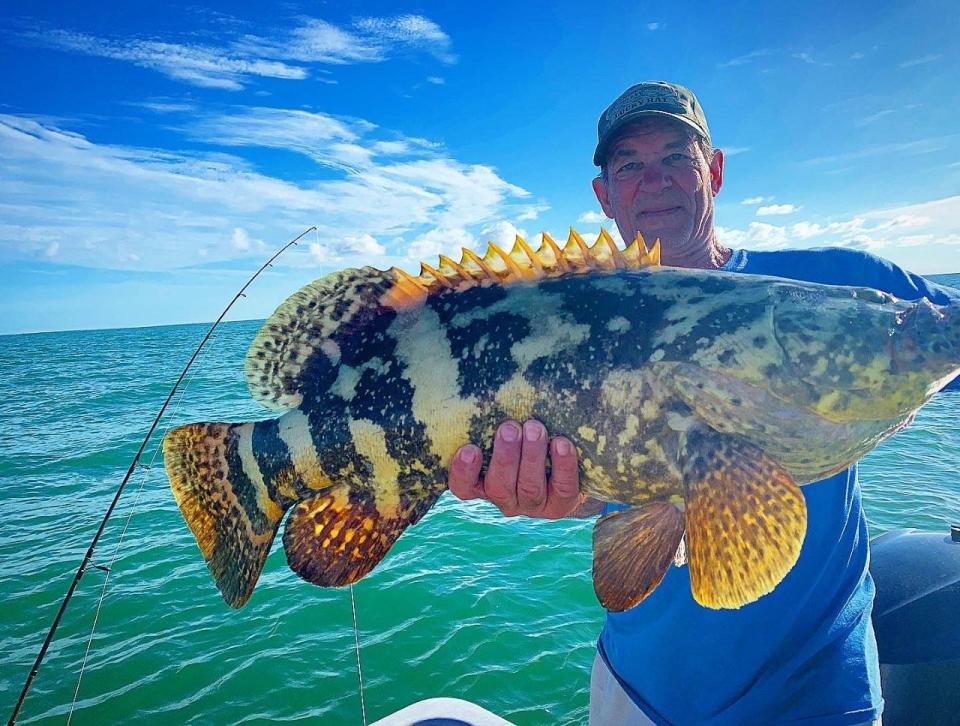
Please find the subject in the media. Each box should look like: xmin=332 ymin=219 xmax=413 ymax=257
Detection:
xmin=681 ymin=426 xmax=807 ymax=610
xmin=592 ymin=501 xmax=686 ymax=612
xmin=282 ymin=488 xmax=439 ymax=588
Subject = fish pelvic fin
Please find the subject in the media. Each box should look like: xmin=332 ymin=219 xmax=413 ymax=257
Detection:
xmin=680 ymin=426 xmax=807 ymax=610
xmin=592 ymin=501 xmax=686 ymax=612
xmin=283 ymin=487 xmax=441 ymax=588
xmin=163 ymin=421 xmax=292 ymax=608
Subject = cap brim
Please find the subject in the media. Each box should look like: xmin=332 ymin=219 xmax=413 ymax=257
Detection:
xmin=593 ymin=110 xmax=708 ymax=167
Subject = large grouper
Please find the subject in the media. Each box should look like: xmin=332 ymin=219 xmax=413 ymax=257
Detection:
xmin=163 ymin=229 xmax=960 ymax=612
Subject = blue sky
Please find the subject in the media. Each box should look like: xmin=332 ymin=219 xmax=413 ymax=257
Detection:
xmin=2 ymin=0 xmax=958 ymax=334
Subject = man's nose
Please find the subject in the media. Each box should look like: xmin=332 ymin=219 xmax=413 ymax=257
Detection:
xmin=640 ymin=165 xmax=670 ymax=189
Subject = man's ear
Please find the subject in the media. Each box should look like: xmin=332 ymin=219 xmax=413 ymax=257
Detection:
xmin=709 ymin=149 xmax=724 ymax=196
xmin=592 ymin=176 xmax=614 ymax=218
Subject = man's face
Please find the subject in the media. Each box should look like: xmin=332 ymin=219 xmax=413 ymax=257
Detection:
xmin=592 ymin=120 xmax=723 ymax=262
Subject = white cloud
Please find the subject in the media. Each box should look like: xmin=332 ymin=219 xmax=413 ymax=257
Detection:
xmin=716 ymin=222 xmax=790 ymax=250
xmin=406 ymin=227 xmax=475 ymax=262
xmin=646 ymin=22 xmax=662 ymax=31
xmin=741 ymin=196 xmax=771 ymax=205
xmin=578 ymin=210 xmax=607 ymax=224
xmin=354 ymin=15 xmax=456 ymax=63
xmin=718 ymin=196 xmax=960 ymax=265
xmin=426 ymin=76 xmax=445 ymax=85
xmin=231 ymin=227 xmax=252 ymax=250
xmin=310 ymin=233 xmax=385 ymax=264
xmin=757 ymin=203 xmax=799 ymax=216
xmin=899 ymin=54 xmax=942 ymax=68
xmin=790 ymin=221 xmax=825 ymax=239
xmin=32 ymin=29 xmax=306 ymax=90
xmin=849 ymin=52 xmax=865 ymax=60
xmin=722 ymin=146 xmax=750 ymax=156
xmin=479 ymin=220 xmax=528 ymax=249
xmin=0 ymin=113 xmax=530 ymax=271
xmin=26 ymin=14 xmax=456 ymax=90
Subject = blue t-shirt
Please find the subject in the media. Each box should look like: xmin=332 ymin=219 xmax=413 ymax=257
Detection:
xmin=598 ymin=247 xmax=959 ymax=725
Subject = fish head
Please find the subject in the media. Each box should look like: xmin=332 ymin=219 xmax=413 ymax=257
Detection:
xmin=770 ymin=283 xmax=960 ymax=423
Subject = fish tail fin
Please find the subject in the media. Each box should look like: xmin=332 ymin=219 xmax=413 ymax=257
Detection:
xmin=163 ymin=420 xmax=290 ymax=608
xmin=592 ymin=501 xmax=686 ymax=611
xmin=283 ymin=486 xmax=441 ymax=588
xmin=681 ymin=426 xmax=807 ymax=609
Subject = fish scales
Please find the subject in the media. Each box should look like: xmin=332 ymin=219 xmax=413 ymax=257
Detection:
xmin=163 ymin=229 xmax=960 ymax=611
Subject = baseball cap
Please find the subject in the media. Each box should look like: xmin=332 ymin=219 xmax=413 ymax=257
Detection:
xmin=593 ymin=81 xmax=710 ymax=166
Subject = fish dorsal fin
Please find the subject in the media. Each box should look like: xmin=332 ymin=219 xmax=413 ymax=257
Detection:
xmin=246 ymin=228 xmax=660 ymax=409
xmin=383 ymin=227 xmax=660 ymax=307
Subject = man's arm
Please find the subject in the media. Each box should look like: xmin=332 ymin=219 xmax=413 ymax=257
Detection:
xmin=447 ymin=418 xmax=598 ymax=519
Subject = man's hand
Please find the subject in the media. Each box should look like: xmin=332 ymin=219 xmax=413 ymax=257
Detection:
xmin=447 ymin=418 xmax=584 ymax=519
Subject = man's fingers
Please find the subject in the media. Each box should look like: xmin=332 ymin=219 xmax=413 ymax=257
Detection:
xmin=447 ymin=445 xmax=484 ymax=500
xmin=542 ymin=436 xmax=582 ymax=519
xmin=515 ymin=420 xmax=549 ymax=513
xmin=483 ymin=420 xmax=523 ymax=514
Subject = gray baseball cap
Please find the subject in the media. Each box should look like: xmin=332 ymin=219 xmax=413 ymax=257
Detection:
xmin=593 ymin=81 xmax=710 ymax=166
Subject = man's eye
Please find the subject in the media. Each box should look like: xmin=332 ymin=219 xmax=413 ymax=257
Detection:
xmin=666 ymin=153 xmax=686 ymax=163
xmin=617 ymin=161 xmax=640 ymax=174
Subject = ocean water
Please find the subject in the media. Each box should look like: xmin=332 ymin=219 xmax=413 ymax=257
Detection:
xmin=2 ymin=274 xmax=959 ymax=725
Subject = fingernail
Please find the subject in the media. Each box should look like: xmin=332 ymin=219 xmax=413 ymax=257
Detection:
xmin=500 ymin=422 xmax=520 ymax=442
xmin=524 ymin=420 xmax=544 ymax=442
xmin=459 ymin=446 xmax=479 ymax=463
xmin=555 ymin=439 xmax=571 ymax=455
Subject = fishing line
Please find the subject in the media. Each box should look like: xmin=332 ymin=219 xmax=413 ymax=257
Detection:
xmin=66 ymin=323 xmax=223 ymax=723
xmin=349 ymin=584 xmax=368 ymax=726
xmin=9 ymin=227 xmax=313 ymax=726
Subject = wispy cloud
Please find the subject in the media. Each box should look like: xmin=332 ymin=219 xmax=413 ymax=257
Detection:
xmin=855 ymin=109 xmax=897 ymax=127
xmin=23 ymin=14 xmax=456 ymax=90
xmin=849 ymin=52 xmax=865 ymax=61
xmin=718 ymin=49 xmax=769 ymax=68
xmin=801 ymin=136 xmax=953 ymax=166
xmin=741 ymin=196 xmax=771 ymax=205
xmin=757 ymin=203 xmax=799 ymax=216
xmin=578 ymin=210 xmax=607 ymax=224
xmin=0 ymin=112 xmax=532 ymax=270
xmin=646 ymin=22 xmax=663 ymax=31
xmin=31 ymin=28 xmax=305 ymax=90
xmin=793 ymin=52 xmax=832 ymax=67
xmin=899 ymin=54 xmax=942 ymax=68
xmin=722 ymin=146 xmax=750 ymax=156
xmin=426 ymin=76 xmax=445 ymax=85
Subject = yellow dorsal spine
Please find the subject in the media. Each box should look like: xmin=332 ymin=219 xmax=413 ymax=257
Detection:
xmin=485 ymin=241 xmax=529 ymax=280
xmin=386 ymin=227 xmax=661 ymax=309
xmin=459 ymin=246 xmax=499 ymax=280
xmin=538 ymin=231 xmax=569 ymax=272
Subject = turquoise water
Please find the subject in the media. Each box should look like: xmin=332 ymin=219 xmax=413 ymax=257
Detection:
xmin=2 ymin=274 xmax=959 ymax=725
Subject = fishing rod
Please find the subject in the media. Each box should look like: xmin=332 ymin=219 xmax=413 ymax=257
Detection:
xmin=8 ymin=227 xmax=314 ymax=726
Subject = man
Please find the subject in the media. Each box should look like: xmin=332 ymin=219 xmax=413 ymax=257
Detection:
xmin=447 ymin=81 xmax=958 ymax=724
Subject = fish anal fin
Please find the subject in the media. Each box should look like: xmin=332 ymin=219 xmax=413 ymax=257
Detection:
xmin=681 ymin=427 xmax=807 ymax=609
xmin=283 ymin=488 xmax=438 ymax=588
xmin=592 ymin=501 xmax=686 ymax=612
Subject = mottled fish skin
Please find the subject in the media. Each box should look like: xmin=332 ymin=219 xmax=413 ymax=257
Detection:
xmin=164 ymin=232 xmax=960 ymax=609
xmin=261 ymin=269 xmax=954 ymax=507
